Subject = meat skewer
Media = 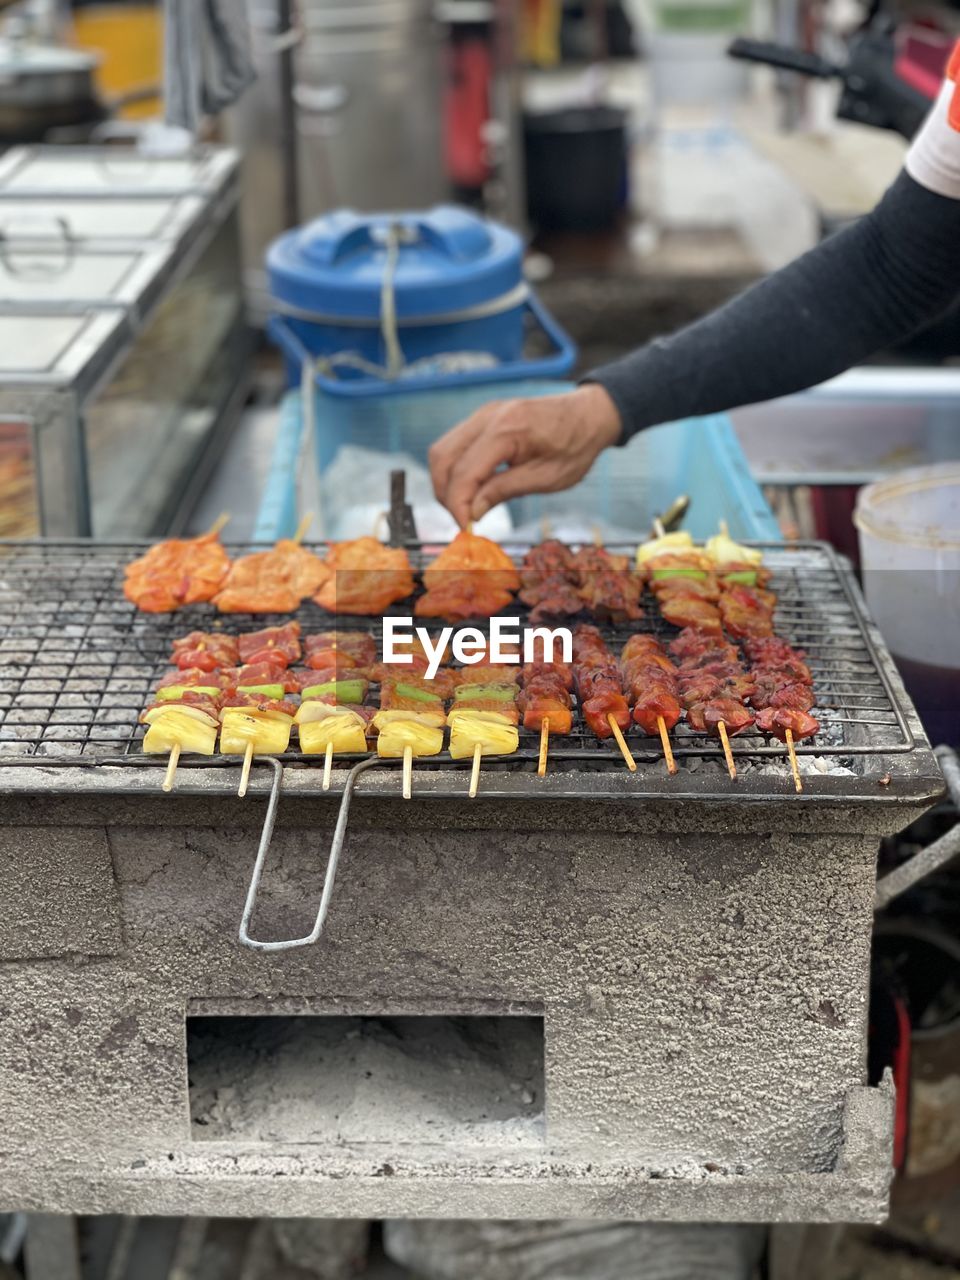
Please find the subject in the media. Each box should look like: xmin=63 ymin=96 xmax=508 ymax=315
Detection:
xmin=619 ymin=635 xmax=680 ymax=775
xmin=124 ymin=513 xmax=231 ymax=613
xmin=373 ymin=679 xmax=446 ymax=799
xmin=141 ymin=688 xmax=222 ymax=791
xmin=294 ymin=676 xmax=372 ymax=790
xmin=572 ymin=625 xmax=635 ymax=772
xmin=517 ymin=661 xmax=573 ymax=777
xmin=416 ymin=530 xmax=519 ymax=621
xmin=214 ymin=517 xmax=328 ymax=615
xmin=447 ymin=681 xmax=520 ymax=798
xmin=743 ymin=635 xmax=820 ymax=792
xmin=313 ymin=537 xmax=415 ymax=614
xmin=219 ymin=692 xmax=297 ymax=797
xmin=667 ymin=629 xmax=755 ymax=779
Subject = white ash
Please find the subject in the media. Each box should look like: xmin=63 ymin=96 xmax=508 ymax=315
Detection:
xmin=188 ymin=1016 xmax=545 ymax=1150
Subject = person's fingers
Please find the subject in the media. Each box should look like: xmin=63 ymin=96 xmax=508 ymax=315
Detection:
xmin=470 ymin=459 xmax=571 ymax=521
xmin=428 ymin=402 xmax=506 ymax=508
xmin=441 ymin=424 xmax=522 ymax=528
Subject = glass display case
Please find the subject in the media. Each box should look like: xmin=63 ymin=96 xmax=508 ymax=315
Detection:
xmin=0 ymin=146 xmax=251 ymax=537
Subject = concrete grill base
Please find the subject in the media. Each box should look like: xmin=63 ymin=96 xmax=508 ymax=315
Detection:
xmin=0 ymin=781 xmax=938 ymax=1223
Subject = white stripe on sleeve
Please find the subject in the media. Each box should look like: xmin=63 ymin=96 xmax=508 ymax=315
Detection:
xmin=906 ymin=79 xmax=960 ymax=199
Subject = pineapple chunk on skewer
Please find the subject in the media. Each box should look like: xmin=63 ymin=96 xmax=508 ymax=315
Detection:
xmin=142 ymin=706 xmax=218 ymax=756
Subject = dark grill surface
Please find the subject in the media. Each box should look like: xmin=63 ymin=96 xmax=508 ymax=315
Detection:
xmin=0 ymin=539 xmax=916 ymax=773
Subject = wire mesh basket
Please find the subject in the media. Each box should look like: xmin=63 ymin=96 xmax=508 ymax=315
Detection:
xmin=254 ymin=382 xmax=781 ymax=544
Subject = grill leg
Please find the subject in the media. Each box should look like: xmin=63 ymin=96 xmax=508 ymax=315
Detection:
xmin=23 ymin=1214 xmax=81 ymax=1280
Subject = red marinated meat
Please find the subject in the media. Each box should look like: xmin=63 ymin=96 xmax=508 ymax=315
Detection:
xmin=238 ymin=622 xmax=302 ymax=669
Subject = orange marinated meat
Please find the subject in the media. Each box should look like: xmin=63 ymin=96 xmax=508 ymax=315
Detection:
xmin=314 ymin=538 xmax=415 ymax=614
xmin=214 ymin=541 xmax=330 ymax=614
xmin=124 ymin=531 xmax=231 ymax=613
xmin=422 ymin=530 xmax=520 ymax=594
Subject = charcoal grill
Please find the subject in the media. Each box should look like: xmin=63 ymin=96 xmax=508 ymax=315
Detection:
xmin=0 ymin=537 xmax=946 ymax=1225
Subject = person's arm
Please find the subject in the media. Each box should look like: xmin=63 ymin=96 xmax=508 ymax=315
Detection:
xmin=587 ymin=169 xmax=960 ymax=441
xmin=430 ymin=69 xmax=960 ymax=527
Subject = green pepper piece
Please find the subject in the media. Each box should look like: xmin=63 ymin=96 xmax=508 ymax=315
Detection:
xmin=157 ymin=684 xmax=219 ymax=701
xmin=651 ymin=567 xmax=708 ymax=581
xmin=719 ymin=570 xmax=757 ymax=586
xmin=301 ymin=679 xmax=366 ymax=704
xmin=394 ymin=682 xmax=443 ymax=704
xmin=454 ymin=683 xmax=516 ymax=703
xmin=237 ymin=682 xmax=285 ymax=699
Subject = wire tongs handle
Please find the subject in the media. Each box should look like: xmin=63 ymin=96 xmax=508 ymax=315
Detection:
xmin=239 ymin=755 xmax=380 ymax=952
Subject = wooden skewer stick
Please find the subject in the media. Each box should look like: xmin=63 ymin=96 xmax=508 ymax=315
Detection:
xmin=207 ymin=511 xmax=230 ymax=538
xmin=292 ymin=512 xmax=314 ymax=545
xmin=238 ymin=741 xmax=254 ymax=798
xmin=322 ymin=742 xmax=334 ymax=791
xmin=162 ymin=743 xmax=181 ymax=793
xmin=785 ymin=728 xmax=803 ymax=793
xmin=468 ymin=742 xmax=482 ymax=798
xmin=538 ymin=718 xmax=550 ymax=777
xmin=653 ymin=517 xmax=666 ymax=539
xmin=402 ymin=744 xmax=413 ymax=800
xmin=607 ymin=714 xmax=637 ymax=772
xmin=717 ymin=721 xmax=737 ymax=780
xmin=657 ymin=715 xmax=677 ymax=775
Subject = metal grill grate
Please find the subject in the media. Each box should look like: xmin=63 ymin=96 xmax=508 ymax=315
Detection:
xmin=0 ymin=539 xmax=915 ymax=771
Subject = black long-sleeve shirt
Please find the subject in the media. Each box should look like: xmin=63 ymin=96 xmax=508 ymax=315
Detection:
xmin=586 ymin=122 xmax=960 ymax=443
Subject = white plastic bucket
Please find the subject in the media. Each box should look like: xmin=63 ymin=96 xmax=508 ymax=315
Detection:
xmin=854 ymin=463 xmax=960 ymax=746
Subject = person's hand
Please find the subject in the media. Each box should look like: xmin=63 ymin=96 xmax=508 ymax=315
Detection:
xmin=428 ymin=385 xmax=623 ymax=528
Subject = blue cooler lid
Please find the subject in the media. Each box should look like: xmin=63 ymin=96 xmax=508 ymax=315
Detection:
xmin=267 ymin=206 xmax=525 ymax=322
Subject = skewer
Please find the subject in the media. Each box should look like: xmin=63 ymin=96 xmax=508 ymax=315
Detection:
xmin=657 ymin=715 xmax=677 ymax=775
xmin=207 ymin=511 xmax=231 ymax=538
xmin=468 ymin=742 xmax=482 ymax=798
xmin=292 ymin=512 xmax=314 ymax=545
xmin=717 ymin=721 xmax=737 ymax=780
xmin=785 ymin=727 xmax=803 ymax=793
xmin=322 ymin=741 xmax=334 ymax=791
xmin=653 ymin=517 xmax=666 ymax=539
xmin=162 ymin=743 xmax=181 ymax=793
xmin=238 ymin=741 xmax=254 ymax=798
xmin=537 ymin=718 xmax=550 ymax=777
xmin=607 ymin=714 xmax=637 ymax=772
xmin=402 ymin=744 xmax=413 ymax=800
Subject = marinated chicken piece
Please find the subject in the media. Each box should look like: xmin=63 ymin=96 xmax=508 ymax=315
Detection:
xmin=582 ymin=689 xmax=631 ymax=739
xmin=124 ymin=531 xmax=231 ymax=613
xmin=517 ymin=676 xmax=573 ymax=734
xmin=668 ymin=628 xmax=735 ymax=663
xmin=521 ymin=540 xmax=576 ymax=576
xmin=238 ymin=622 xmax=301 ymax=669
xmin=632 ymin=690 xmax=683 ymax=736
xmin=750 ymin=675 xmax=815 ymax=712
xmin=520 ymin=660 xmax=574 ymax=691
xmin=754 ymin=706 xmax=819 ymax=742
xmin=314 ymin=538 xmax=415 ymax=614
xmin=304 ymin=630 xmax=376 ymax=669
xmin=171 ymin=632 xmax=238 ymax=672
xmin=214 ymin=541 xmax=328 ymax=614
xmin=415 ymin=578 xmax=515 ymax=621
xmin=685 ymin=698 xmax=755 ymax=736
xmin=659 ymin=595 xmax=723 ymax=634
xmin=719 ymin=585 xmax=775 ymax=639
xmin=422 ymin=530 xmax=520 ymax=593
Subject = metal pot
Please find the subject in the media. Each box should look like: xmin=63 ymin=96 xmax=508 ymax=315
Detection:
xmin=0 ymin=37 xmax=104 ymax=141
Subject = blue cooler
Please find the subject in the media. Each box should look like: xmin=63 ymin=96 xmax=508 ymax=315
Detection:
xmin=266 ymin=205 xmax=576 ymax=398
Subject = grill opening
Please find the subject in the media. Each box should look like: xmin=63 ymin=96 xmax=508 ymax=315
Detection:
xmin=186 ymin=1014 xmax=546 ymax=1149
